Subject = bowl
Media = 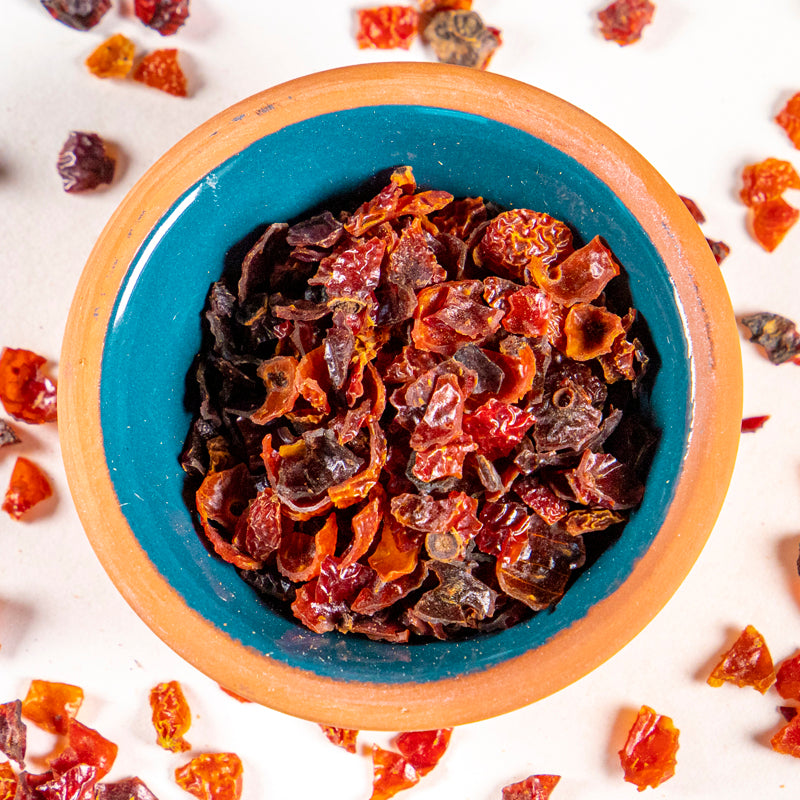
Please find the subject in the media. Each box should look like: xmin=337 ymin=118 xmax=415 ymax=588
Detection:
xmin=59 ymin=62 xmax=742 ymax=730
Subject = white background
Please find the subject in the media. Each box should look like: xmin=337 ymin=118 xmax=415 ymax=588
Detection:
xmin=2 ymin=1 xmax=800 ymax=797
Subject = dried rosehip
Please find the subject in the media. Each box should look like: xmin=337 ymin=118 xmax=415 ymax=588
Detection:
xmin=95 ymin=778 xmax=160 ymax=800
xmin=423 ymin=9 xmax=501 ymax=69
xmin=0 ymin=761 xmax=18 ymax=800
xmin=86 ymin=34 xmax=136 ymax=79
xmin=707 ymin=624 xmax=776 ymax=693
xmin=618 ymin=705 xmax=679 ymax=791
xmin=740 ymin=312 xmax=800 ymax=365
xmin=772 ymin=713 xmax=800 ymax=758
xmin=394 ymin=729 xmax=452 ymax=776
xmin=319 ymin=725 xmax=358 ymax=754
xmin=48 ymin=718 xmax=118 ymax=780
xmin=501 ymin=774 xmax=560 ymax=800
xmin=740 ymin=158 xmax=800 ymax=206
xmin=776 ymin=92 xmax=800 ymax=149
xmin=369 ymin=745 xmax=419 ymax=800
xmin=0 ymin=348 xmax=57 ymax=423
xmin=0 ymin=700 xmax=26 ymax=765
xmin=679 ymin=195 xmax=706 ymax=224
xmin=749 ymin=197 xmax=799 ymax=252
xmin=41 ymin=0 xmax=110 ymax=30
xmin=0 ymin=420 xmax=20 ymax=448
xmin=21 ymin=679 xmax=83 ymax=735
xmin=175 ymin=753 xmax=243 ymax=800
xmin=741 ymin=415 xmax=769 ymax=433
xmin=597 ymin=0 xmax=655 ymax=45
xmin=132 ymin=49 xmax=188 ymax=97
xmin=150 ymin=681 xmax=192 ymax=753
xmin=356 ymin=6 xmax=419 ymax=50
xmin=135 ymin=0 xmax=191 ymax=35
xmin=776 ymin=652 xmax=800 ymax=701
xmin=2 ymin=457 xmax=53 ymax=520
xmin=57 ymin=131 xmax=115 ymax=193
xmin=706 ymin=237 xmax=730 ymax=265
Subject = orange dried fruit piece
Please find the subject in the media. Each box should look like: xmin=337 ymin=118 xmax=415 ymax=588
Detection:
xmin=133 ymin=49 xmax=188 ymax=97
xmin=706 ymin=624 xmax=776 ymax=693
xmin=0 ymin=347 xmax=57 ymax=424
xmin=618 ymin=705 xmax=679 ymax=791
xmin=21 ymin=680 xmax=83 ymax=735
xmin=597 ymin=0 xmax=655 ymax=45
xmin=771 ymin=713 xmax=800 ymax=758
xmin=776 ymin=92 xmax=800 ymax=149
xmin=740 ymin=158 xmax=800 ymax=206
xmin=356 ymin=6 xmax=419 ymax=50
xmin=750 ymin=197 xmax=799 ymax=252
xmin=0 ymin=761 xmax=17 ymax=800
xmin=501 ymin=774 xmax=560 ymax=800
xmin=3 ymin=457 xmax=53 ymax=521
xmin=86 ymin=34 xmax=136 ymax=79
xmin=150 ymin=680 xmax=192 ymax=753
xmin=48 ymin=718 xmax=119 ymax=780
xmin=776 ymin=652 xmax=800 ymax=700
xmin=175 ymin=753 xmax=243 ymax=800
xmin=369 ymin=745 xmax=420 ymax=800
xmin=319 ymin=725 xmax=358 ymax=754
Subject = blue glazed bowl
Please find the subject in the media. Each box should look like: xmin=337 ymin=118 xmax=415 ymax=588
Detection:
xmin=59 ymin=63 xmax=742 ymax=729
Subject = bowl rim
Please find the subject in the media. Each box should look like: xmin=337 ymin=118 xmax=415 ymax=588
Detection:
xmin=59 ymin=61 xmax=742 ymax=730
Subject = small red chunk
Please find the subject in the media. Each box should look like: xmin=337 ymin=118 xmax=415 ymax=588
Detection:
xmin=501 ymin=774 xmax=561 ymax=800
xmin=0 ymin=347 xmax=58 ymax=423
xmin=772 ymin=714 xmax=800 ymax=758
xmin=776 ymin=652 xmax=800 ymax=701
xmin=150 ymin=680 xmax=192 ymax=753
xmin=319 ymin=725 xmax=358 ymax=754
xmin=175 ymin=753 xmax=243 ymax=800
xmin=3 ymin=457 xmax=53 ymax=521
xmin=750 ymin=197 xmax=799 ymax=252
xmin=597 ymin=0 xmax=655 ymax=46
xmin=394 ymin=729 xmax=452 ymax=776
xmin=135 ymin=0 xmax=191 ymax=35
xmin=707 ymin=624 xmax=776 ymax=693
xmin=740 ymin=158 xmax=800 ymax=206
xmin=356 ymin=6 xmax=419 ymax=49
xmin=463 ymin=398 xmax=535 ymax=461
xmin=618 ymin=705 xmax=679 ymax=791
xmin=776 ymin=92 xmax=800 ymax=149
xmin=21 ymin=680 xmax=83 ymax=735
xmin=741 ymin=415 xmax=769 ymax=433
xmin=132 ymin=49 xmax=188 ymax=97
xmin=48 ymin=718 xmax=118 ymax=781
xmin=369 ymin=745 xmax=419 ymax=800
xmin=0 ymin=700 xmax=26 ymax=765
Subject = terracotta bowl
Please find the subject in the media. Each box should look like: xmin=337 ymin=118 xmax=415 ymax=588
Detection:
xmin=59 ymin=63 xmax=742 ymax=730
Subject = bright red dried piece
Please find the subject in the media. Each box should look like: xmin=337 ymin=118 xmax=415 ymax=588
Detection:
xmin=57 ymin=131 xmax=115 ymax=193
xmin=679 ymin=195 xmax=706 ymax=224
xmin=37 ymin=764 xmax=99 ymax=800
xmin=0 ymin=347 xmax=58 ymax=423
xmin=3 ymin=457 xmax=53 ymax=521
xmin=356 ymin=6 xmax=419 ymax=50
xmin=135 ymin=0 xmax=191 ymax=35
xmin=749 ymin=197 xmax=799 ymax=252
xmin=0 ymin=700 xmax=26 ymax=765
xmin=369 ymin=745 xmax=419 ymax=800
xmin=707 ymin=624 xmax=776 ymax=693
xmin=463 ymin=398 xmax=535 ymax=461
xmin=132 ymin=49 xmax=188 ymax=97
xmin=618 ymin=705 xmax=679 ymax=791
xmin=0 ymin=762 xmax=17 ymax=800
xmin=150 ymin=680 xmax=192 ymax=753
xmin=772 ymin=713 xmax=800 ymax=758
xmin=41 ymin=0 xmax=110 ymax=30
xmin=597 ymin=0 xmax=655 ymax=45
xmin=175 ymin=753 xmax=243 ymax=800
xmin=741 ymin=415 xmax=770 ymax=433
xmin=775 ymin=652 xmax=800 ymax=700
xmin=21 ymin=680 xmax=83 ymax=735
xmin=706 ymin=237 xmax=730 ymax=265
xmin=319 ymin=725 xmax=358 ymax=754
xmin=501 ymin=774 xmax=560 ymax=800
xmin=48 ymin=718 xmax=118 ymax=781
xmin=394 ymin=729 xmax=452 ymax=776
xmin=776 ymin=92 xmax=800 ymax=149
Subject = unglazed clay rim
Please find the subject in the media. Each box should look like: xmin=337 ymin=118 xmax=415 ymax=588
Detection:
xmin=59 ymin=62 xmax=742 ymax=730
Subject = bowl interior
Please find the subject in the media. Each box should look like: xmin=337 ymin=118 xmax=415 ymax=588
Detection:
xmin=100 ymin=104 xmax=688 ymax=683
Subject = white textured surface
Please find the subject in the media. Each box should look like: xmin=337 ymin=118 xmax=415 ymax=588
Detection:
xmin=2 ymin=1 xmax=800 ymax=797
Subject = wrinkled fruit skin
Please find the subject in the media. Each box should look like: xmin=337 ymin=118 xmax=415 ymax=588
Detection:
xmin=135 ymin=0 xmax=191 ymax=35
xmin=57 ymin=132 xmax=115 ymax=193
xmin=41 ymin=0 xmax=111 ymax=30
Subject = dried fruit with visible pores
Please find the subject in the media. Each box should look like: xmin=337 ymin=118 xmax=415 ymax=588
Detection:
xmin=132 ymin=49 xmax=188 ymax=97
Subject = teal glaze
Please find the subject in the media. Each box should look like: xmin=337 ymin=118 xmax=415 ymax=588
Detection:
xmin=101 ymin=105 xmax=689 ymax=682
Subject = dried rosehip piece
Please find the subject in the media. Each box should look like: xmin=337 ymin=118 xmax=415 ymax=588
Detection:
xmin=57 ymin=131 xmax=115 ymax=193
xmin=0 ymin=762 xmax=18 ymax=800
xmin=175 ymin=753 xmax=243 ymax=800
xmin=135 ymin=0 xmax=191 ymax=35
xmin=132 ymin=49 xmax=188 ymax=97
xmin=86 ymin=34 xmax=136 ymax=79
xmin=597 ymin=0 xmax=655 ymax=45
xmin=0 ymin=700 xmax=26 ymax=765
xmin=772 ymin=713 xmax=800 ymax=758
xmin=740 ymin=312 xmax=800 ymax=365
xmin=41 ymin=0 xmax=110 ymax=30
xmin=776 ymin=92 xmax=800 ymax=150
xmin=319 ymin=725 xmax=358 ymax=753
xmin=3 ymin=457 xmax=53 ymax=520
xmin=356 ymin=6 xmax=419 ymax=50
xmin=21 ymin=680 xmax=83 ymax=735
xmin=0 ymin=348 xmax=57 ymax=423
xmin=423 ymin=9 xmax=501 ymax=69
xmin=501 ymin=774 xmax=560 ymax=800
xmin=150 ymin=680 xmax=192 ymax=753
xmin=741 ymin=415 xmax=769 ymax=433
xmin=95 ymin=777 xmax=160 ymax=800
xmin=618 ymin=705 xmax=679 ymax=791
xmin=775 ymin=652 xmax=800 ymax=700
xmin=706 ymin=624 xmax=776 ymax=693
xmin=0 ymin=420 xmax=20 ymax=448
xmin=369 ymin=745 xmax=419 ymax=800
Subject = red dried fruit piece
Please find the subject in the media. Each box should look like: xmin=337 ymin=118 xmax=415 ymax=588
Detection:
xmin=41 ymin=0 xmax=110 ymax=30
xmin=37 ymin=764 xmax=99 ymax=800
xmin=132 ymin=49 xmax=188 ymax=97
xmin=741 ymin=415 xmax=769 ymax=433
xmin=462 ymin=398 xmax=535 ymax=461
xmin=95 ymin=777 xmax=160 ymax=800
xmin=48 ymin=718 xmax=118 ymax=780
xmin=369 ymin=745 xmax=419 ymax=800
xmin=501 ymin=774 xmax=560 ymax=800
xmin=86 ymin=34 xmax=136 ymax=79
xmin=776 ymin=652 xmax=800 ymax=700
xmin=135 ymin=0 xmax=191 ymax=35
xmin=319 ymin=725 xmax=358 ymax=754
xmin=0 ymin=347 xmax=58 ymax=423
xmin=394 ymin=729 xmax=452 ymax=776
xmin=21 ymin=680 xmax=83 ymax=735
xmin=3 ymin=457 xmax=53 ymax=520
xmin=679 ymin=195 xmax=706 ymax=224
xmin=776 ymin=92 xmax=800 ymax=149
xmin=749 ymin=197 xmax=799 ymax=252
xmin=772 ymin=714 xmax=800 ymax=758
xmin=423 ymin=9 xmax=501 ymax=69
xmin=740 ymin=158 xmax=800 ymax=206
xmin=0 ymin=700 xmax=26 ymax=765
xmin=0 ymin=762 xmax=18 ymax=800
xmin=57 ymin=131 xmax=115 ymax=193
xmin=706 ymin=237 xmax=730 ymax=265
xmin=597 ymin=0 xmax=655 ymax=46
xmin=356 ymin=6 xmax=419 ymax=49
xmin=150 ymin=680 xmax=192 ymax=753
xmin=175 ymin=753 xmax=243 ymax=800
xmin=618 ymin=705 xmax=679 ymax=791
xmin=707 ymin=624 xmax=776 ymax=693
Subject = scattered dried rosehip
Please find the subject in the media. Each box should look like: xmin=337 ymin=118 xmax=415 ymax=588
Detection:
xmin=319 ymin=725 xmax=358 ymax=754
xmin=0 ymin=348 xmax=57 ymax=424
xmin=740 ymin=312 xmax=800 ymax=365
xmin=776 ymin=652 xmax=800 ymax=701
xmin=597 ymin=0 xmax=655 ymax=45
xmin=41 ymin=0 xmax=111 ymax=31
xmin=0 ymin=420 xmax=20 ymax=448
xmin=679 ymin=195 xmax=706 ymax=224
xmin=175 ymin=753 xmax=243 ymax=800
xmin=423 ymin=9 xmax=501 ymax=68
xmin=135 ymin=0 xmax=191 ymax=35
xmin=0 ymin=761 xmax=18 ymax=800
xmin=0 ymin=700 xmax=26 ymax=765
xmin=21 ymin=680 xmax=83 ymax=735
xmin=741 ymin=415 xmax=770 ymax=433
xmin=95 ymin=777 xmax=160 ymax=800
xmin=132 ymin=49 xmax=188 ymax=97
xmin=706 ymin=237 xmax=730 ymax=265
xmin=771 ymin=713 xmax=800 ymax=758
xmin=369 ymin=745 xmax=419 ymax=800
xmin=356 ymin=6 xmax=419 ymax=50
xmin=776 ymin=92 xmax=800 ymax=149
xmin=57 ymin=131 xmax=115 ymax=193
xmin=618 ymin=705 xmax=679 ymax=791
xmin=501 ymin=774 xmax=561 ymax=800
xmin=2 ymin=457 xmax=53 ymax=521
xmin=150 ymin=681 xmax=192 ymax=753
xmin=86 ymin=33 xmax=136 ymax=79
xmin=707 ymin=624 xmax=776 ymax=693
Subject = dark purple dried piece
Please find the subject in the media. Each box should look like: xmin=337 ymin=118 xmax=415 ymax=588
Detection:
xmin=453 ymin=344 xmax=504 ymax=395
xmin=95 ymin=777 xmax=160 ymax=800
xmin=287 ymin=211 xmax=344 ymax=249
xmin=740 ymin=312 xmax=800 ymax=364
xmin=0 ymin=419 xmax=20 ymax=448
xmin=41 ymin=0 xmax=110 ymax=30
xmin=237 ymin=223 xmax=288 ymax=303
xmin=0 ymin=699 xmax=26 ymax=764
xmin=57 ymin=131 xmax=115 ymax=193
xmin=135 ymin=0 xmax=190 ymax=36
xmin=324 ymin=321 xmax=356 ymax=390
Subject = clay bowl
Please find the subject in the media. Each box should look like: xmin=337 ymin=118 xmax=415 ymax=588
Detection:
xmin=59 ymin=62 xmax=742 ymax=730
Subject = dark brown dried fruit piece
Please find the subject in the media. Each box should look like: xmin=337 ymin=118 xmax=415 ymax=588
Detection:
xmin=57 ymin=131 xmax=115 ymax=193
xmin=740 ymin=312 xmax=800 ymax=365
xmin=423 ymin=9 xmax=501 ymax=68
xmin=41 ymin=0 xmax=110 ymax=30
